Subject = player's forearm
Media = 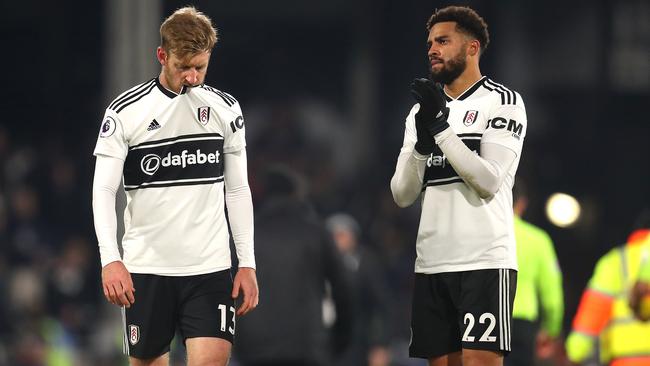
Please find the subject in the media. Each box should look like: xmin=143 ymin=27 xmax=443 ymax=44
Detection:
xmin=224 ymin=150 xmax=255 ymax=268
xmin=541 ymin=293 xmax=565 ymax=337
xmin=226 ymin=185 xmax=255 ymax=268
xmin=541 ymin=283 xmax=565 ymax=338
xmin=434 ymin=129 xmax=514 ymax=199
xmin=540 ymin=255 xmax=565 ymax=337
xmin=390 ymin=151 xmax=427 ymax=207
xmin=92 ymin=156 xmax=124 ymax=267
xmin=542 ymin=304 xmax=564 ymax=338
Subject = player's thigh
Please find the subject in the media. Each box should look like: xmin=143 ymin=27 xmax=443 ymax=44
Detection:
xmin=177 ymin=270 xmax=235 ymax=343
xmin=125 ymin=274 xmax=177 ymax=360
xmin=410 ymin=273 xmax=462 ymax=360
xmin=186 ymin=337 xmax=231 ymax=366
xmin=458 ymin=269 xmax=516 ymax=355
xmin=462 ymin=349 xmax=503 ymax=366
xmin=428 ymin=351 xmax=462 ymax=366
xmin=129 ymin=352 xmax=170 ymax=366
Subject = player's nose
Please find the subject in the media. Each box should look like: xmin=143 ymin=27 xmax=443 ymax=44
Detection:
xmin=185 ymin=70 xmax=198 ymax=85
xmin=428 ymin=46 xmax=439 ymax=59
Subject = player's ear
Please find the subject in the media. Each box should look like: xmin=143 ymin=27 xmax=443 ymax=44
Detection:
xmin=157 ymin=47 xmax=168 ymax=66
xmin=467 ymin=40 xmax=480 ymax=57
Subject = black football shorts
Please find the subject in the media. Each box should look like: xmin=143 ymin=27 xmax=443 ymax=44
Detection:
xmin=409 ymin=268 xmax=517 ymax=359
xmin=122 ymin=269 xmax=235 ymax=359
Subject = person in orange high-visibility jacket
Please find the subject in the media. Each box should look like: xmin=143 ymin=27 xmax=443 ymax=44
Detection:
xmin=566 ymin=213 xmax=650 ymax=366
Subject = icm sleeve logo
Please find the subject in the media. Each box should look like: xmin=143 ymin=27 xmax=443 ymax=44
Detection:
xmin=99 ymin=116 xmax=116 ymax=138
xmin=229 ymin=116 xmax=244 ymax=133
xmin=488 ymin=117 xmax=524 ymax=139
xmin=198 ymin=106 xmax=211 ymax=125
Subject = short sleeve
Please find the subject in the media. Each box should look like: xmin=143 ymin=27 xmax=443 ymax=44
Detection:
xmin=93 ymin=109 xmax=128 ymax=160
xmin=223 ymin=101 xmax=247 ymax=154
xmin=482 ymin=93 xmax=527 ymax=156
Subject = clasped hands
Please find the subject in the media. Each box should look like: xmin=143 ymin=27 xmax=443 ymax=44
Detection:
xmin=410 ymin=78 xmax=450 ymax=155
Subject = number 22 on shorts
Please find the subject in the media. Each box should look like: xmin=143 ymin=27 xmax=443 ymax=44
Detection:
xmin=462 ymin=312 xmax=496 ymax=342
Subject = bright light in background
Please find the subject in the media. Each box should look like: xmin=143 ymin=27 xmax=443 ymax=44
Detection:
xmin=546 ymin=193 xmax=582 ymax=228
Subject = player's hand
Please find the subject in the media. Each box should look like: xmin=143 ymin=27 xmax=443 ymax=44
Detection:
xmin=410 ymin=78 xmax=450 ymax=142
xmin=101 ymin=261 xmax=135 ymax=308
xmin=535 ymin=330 xmax=559 ymax=359
xmin=630 ymin=281 xmax=650 ymax=321
xmin=232 ymin=267 xmax=259 ymax=316
xmin=412 ymin=109 xmax=435 ymax=155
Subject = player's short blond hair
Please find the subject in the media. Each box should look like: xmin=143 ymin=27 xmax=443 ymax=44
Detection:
xmin=160 ymin=6 xmax=218 ymax=58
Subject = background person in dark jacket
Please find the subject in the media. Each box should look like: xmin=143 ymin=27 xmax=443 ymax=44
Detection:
xmin=234 ymin=166 xmax=354 ymax=366
xmin=326 ymin=213 xmax=391 ymax=366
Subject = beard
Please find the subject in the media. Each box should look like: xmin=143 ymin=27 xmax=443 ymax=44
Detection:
xmin=429 ymin=49 xmax=467 ymax=85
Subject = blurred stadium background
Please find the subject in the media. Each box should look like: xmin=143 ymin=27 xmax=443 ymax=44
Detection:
xmin=0 ymin=0 xmax=648 ymax=365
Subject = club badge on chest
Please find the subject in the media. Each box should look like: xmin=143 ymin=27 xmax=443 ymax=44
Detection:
xmin=198 ymin=106 xmax=211 ymax=125
xmin=463 ymin=110 xmax=479 ymax=126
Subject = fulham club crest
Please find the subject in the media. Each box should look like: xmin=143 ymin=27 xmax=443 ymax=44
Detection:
xmin=463 ymin=110 xmax=479 ymax=126
xmin=198 ymin=106 xmax=211 ymax=125
xmin=129 ymin=324 xmax=140 ymax=345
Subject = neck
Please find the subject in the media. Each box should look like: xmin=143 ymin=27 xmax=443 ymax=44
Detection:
xmin=158 ymin=70 xmax=181 ymax=94
xmin=445 ymin=64 xmax=482 ymax=99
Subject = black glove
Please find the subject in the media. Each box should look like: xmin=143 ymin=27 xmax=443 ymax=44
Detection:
xmin=410 ymin=78 xmax=450 ymax=154
xmin=412 ymin=110 xmax=435 ymax=155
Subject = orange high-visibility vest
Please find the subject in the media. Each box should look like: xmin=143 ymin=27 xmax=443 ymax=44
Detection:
xmin=566 ymin=231 xmax=650 ymax=365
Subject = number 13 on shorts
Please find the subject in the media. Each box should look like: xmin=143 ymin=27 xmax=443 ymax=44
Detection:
xmin=218 ymin=304 xmax=236 ymax=335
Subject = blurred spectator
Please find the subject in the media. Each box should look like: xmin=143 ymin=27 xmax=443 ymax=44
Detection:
xmin=46 ymin=235 xmax=101 ymax=353
xmin=506 ymin=180 xmax=564 ymax=366
xmin=7 ymin=186 xmax=53 ymax=266
xmin=565 ymin=210 xmax=650 ymax=365
xmin=7 ymin=268 xmax=75 ymax=365
xmin=326 ymin=212 xmax=391 ymax=366
xmin=234 ymin=166 xmax=354 ymax=366
xmin=42 ymin=155 xmax=92 ymax=240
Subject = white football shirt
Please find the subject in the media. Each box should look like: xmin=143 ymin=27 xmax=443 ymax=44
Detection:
xmin=94 ymin=78 xmax=249 ymax=275
xmin=399 ymin=77 xmax=527 ymax=274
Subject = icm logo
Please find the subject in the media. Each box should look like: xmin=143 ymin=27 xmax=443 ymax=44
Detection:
xmin=141 ymin=154 xmax=161 ymax=176
xmin=229 ymin=116 xmax=244 ymax=133
xmin=488 ymin=117 xmax=524 ymax=137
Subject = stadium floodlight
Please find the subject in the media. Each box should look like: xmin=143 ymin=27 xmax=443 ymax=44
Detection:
xmin=545 ymin=192 xmax=581 ymax=228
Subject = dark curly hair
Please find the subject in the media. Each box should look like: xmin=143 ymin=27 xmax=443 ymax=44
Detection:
xmin=426 ymin=6 xmax=490 ymax=54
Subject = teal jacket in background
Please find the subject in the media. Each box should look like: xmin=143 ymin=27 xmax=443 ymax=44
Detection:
xmin=512 ymin=216 xmax=564 ymax=337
